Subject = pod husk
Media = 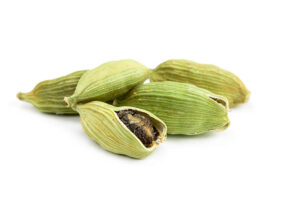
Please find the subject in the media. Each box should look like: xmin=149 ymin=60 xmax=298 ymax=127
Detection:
xmin=17 ymin=70 xmax=87 ymax=114
xmin=65 ymin=59 xmax=150 ymax=108
xmin=114 ymin=81 xmax=230 ymax=135
xmin=76 ymin=101 xmax=167 ymax=159
xmin=150 ymin=59 xmax=250 ymax=107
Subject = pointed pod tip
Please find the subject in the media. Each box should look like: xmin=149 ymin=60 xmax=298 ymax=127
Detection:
xmin=244 ymin=90 xmax=251 ymax=103
xmin=17 ymin=91 xmax=34 ymax=102
xmin=224 ymin=120 xmax=231 ymax=129
xmin=17 ymin=92 xmax=25 ymax=100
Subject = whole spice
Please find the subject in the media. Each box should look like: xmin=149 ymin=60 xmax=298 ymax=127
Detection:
xmin=150 ymin=59 xmax=250 ymax=107
xmin=75 ymin=101 xmax=167 ymax=159
xmin=64 ymin=59 xmax=150 ymax=108
xmin=17 ymin=70 xmax=87 ymax=114
xmin=114 ymin=81 xmax=230 ymax=135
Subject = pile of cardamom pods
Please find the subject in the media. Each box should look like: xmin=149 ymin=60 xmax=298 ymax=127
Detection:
xmin=18 ymin=59 xmax=250 ymax=159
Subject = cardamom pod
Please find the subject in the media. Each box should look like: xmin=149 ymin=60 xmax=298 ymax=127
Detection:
xmin=114 ymin=81 xmax=230 ymax=135
xmin=64 ymin=59 xmax=150 ymax=108
xmin=17 ymin=70 xmax=87 ymax=114
xmin=75 ymin=101 xmax=167 ymax=159
xmin=150 ymin=59 xmax=250 ymax=107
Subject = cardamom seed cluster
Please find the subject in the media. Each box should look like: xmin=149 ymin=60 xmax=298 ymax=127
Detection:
xmin=18 ymin=59 xmax=250 ymax=158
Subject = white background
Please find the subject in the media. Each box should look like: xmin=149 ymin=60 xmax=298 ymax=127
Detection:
xmin=1 ymin=0 xmax=299 ymax=199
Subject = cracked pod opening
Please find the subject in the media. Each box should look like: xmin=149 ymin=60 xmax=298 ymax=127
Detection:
xmin=208 ymin=93 xmax=230 ymax=111
xmin=115 ymin=109 xmax=160 ymax=148
xmin=209 ymin=97 xmax=227 ymax=108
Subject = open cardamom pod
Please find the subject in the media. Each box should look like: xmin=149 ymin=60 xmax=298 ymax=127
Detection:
xmin=64 ymin=59 xmax=150 ymax=108
xmin=17 ymin=70 xmax=87 ymax=114
xmin=150 ymin=59 xmax=250 ymax=107
xmin=75 ymin=101 xmax=167 ymax=159
xmin=114 ymin=81 xmax=230 ymax=135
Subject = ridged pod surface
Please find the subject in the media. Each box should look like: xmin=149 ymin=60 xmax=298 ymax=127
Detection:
xmin=65 ymin=59 xmax=150 ymax=108
xmin=76 ymin=101 xmax=167 ymax=159
xmin=114 ymin=81 xmax=230 ymax=135
xmin=17 ymin=70 xmax=87 ymax=114
xmin=150 ymin=59 xmax=250 ymax=107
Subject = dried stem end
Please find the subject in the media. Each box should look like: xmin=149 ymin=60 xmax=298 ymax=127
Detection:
xmin=64 ymin=96 xmax=77 ymax=110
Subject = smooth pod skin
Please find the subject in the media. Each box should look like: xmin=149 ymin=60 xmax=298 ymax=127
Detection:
xmin=150 ymin=59 xmax=250 ymax=107
xmin=75 ymin=101 xmax=167 ymax=159
xmin=114 ymin=81 xmax=230 ymax=135
xmin=17 ymin=70 xmax=87 ymax=114
xmin=65 ymin=59 xmax=150 ymax=108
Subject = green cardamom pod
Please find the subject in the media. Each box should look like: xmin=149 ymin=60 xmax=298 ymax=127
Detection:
xmin=114 ymin=81 xmax=230 ymax=135
xmin=75 ymin=101 xmax=167 ymax=159
xmin=150 ymin=59 xmax=250 ymax=107
xmin=64 ymin=59 xmax=150 ymax=108
xmin=17 ymin=70 xmax=87 ymax=114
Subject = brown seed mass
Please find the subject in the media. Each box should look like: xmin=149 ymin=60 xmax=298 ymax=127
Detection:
xmin=116 ymin=109 xmax=159 ymax=148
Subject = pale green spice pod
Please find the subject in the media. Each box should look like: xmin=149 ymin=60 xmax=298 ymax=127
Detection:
xmin=75 ymin=101 xmax=167 ymax=159
xmin=17 ymin=70 xmax=87 ymax=114
xmin=114 ymin=81 xmax=230 ymax=135
xmin=65 ymin=59 xmax=150 ymax=108
xmin=150 ymin=59 xmax=250 ymax=107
